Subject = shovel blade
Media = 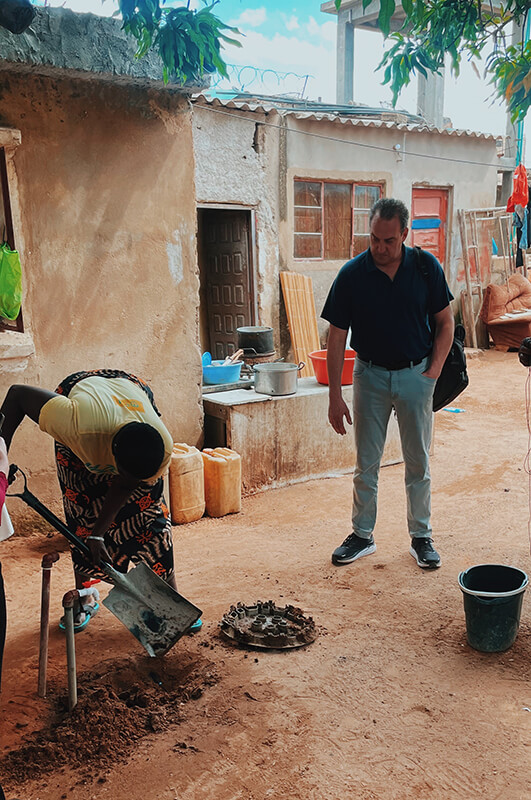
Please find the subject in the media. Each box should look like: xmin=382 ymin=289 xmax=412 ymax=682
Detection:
xmin=102 ymin=562 xmax=202 ymax=657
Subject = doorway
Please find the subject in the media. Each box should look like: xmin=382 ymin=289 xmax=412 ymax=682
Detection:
xmin=197 ymin=207 xmax=256 ymax=359
xmin=410 ymin=186 xmax=450 ymax=265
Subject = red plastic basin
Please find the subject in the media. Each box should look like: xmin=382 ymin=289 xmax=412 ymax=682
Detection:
xmin=308 ymin=349 xmax=356 ymax=385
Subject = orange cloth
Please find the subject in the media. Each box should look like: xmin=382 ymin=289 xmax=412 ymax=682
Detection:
xmin=506 ymin=164 xmax=529 ymax=212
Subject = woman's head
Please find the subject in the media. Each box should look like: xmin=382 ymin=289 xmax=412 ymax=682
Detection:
xmin=111 ymin=422 xmax=165 ymax=480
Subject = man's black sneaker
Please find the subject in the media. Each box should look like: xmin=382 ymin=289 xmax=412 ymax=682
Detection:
xmin=409 ymin=537 xmax=441 ymax=569
xmin=332 ymin=533 xmax=376 ymax=565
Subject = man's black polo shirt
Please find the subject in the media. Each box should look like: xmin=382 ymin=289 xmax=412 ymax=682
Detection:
xmin=321 ymin=245 xmax=453 ymax=365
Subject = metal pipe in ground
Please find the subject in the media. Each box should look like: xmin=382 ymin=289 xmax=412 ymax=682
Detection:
xmin=37 ymin=552 xmax=59 ymax=698
xmin=62 ymin=589 xmax=78 ymax=711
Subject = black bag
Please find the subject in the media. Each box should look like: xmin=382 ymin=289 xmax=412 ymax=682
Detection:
xmin=431 ymin=323 xmax=468 ymax=412
xmin=415 ymin=247 xmax=469 ymax=412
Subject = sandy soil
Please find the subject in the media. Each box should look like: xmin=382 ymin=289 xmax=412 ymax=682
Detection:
xmin=1 ymin=348 xmax=531 ymax=800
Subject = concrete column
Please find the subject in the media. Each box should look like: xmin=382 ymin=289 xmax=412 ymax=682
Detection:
xmin=500 ymin=170 xmax=514 ymax=206
xmin=504 ymin=19 xmax=525 ymax=165
xmin=417 ymin=69 xmax=444 ymax=127
xmin=336 ymin=10 xmax=354 ymax=105
xmin=504 ymin=115 xmax=519 ymax=164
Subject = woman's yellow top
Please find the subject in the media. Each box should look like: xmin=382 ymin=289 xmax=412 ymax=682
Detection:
xmin=39 ymin=376 xmax=173 ymax=480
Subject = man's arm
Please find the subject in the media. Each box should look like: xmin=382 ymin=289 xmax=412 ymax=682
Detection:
xmin=327 ymin=324 xmax=352 ymax=435
xmin=0 ymin=385 xmax=59 ymax=451
xmin=424 ymin=305 xmax=455 ymax=380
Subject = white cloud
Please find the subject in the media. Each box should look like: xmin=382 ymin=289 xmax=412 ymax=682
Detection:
xmin=282 ymin=14 xmax=299 ymax=31
xmin=306 ymin=16 xmax=336 ymax=44
xmin=230 ymin=7 xmax=267 ymax=28
xmin=46 ymin=0 xmax=115 ymax=17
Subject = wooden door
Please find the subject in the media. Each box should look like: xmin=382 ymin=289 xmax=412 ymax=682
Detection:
xmin=410 ymin=187 xmax=449 ymax=265
xmin=199 ymin=209 xmax=254 ymax=360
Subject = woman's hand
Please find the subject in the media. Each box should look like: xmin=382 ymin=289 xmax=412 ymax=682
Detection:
xmin=86 ymin=474 xmax=139 ymax=568
xmin=86 ymin=536 xmax=113 ymax=568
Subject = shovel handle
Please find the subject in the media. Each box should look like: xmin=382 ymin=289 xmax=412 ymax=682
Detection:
xmin=7 ymin=465 xmax=98 ymax=562
xmin=7 ymin=466 xmax=147 ymax=587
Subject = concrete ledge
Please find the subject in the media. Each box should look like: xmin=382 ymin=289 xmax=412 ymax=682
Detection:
xmin=0 ymin=330 xmax=35 ymax=373
xmin=203 ymin=376 xmax=403 ymax=493
xmin=0 ymin=6 xmax=207 ymax=91
xmin=0 ymin=127 xmax=21 ymax=148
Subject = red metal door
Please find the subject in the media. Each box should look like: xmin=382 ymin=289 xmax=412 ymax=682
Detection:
xmin=410 ymin=187 xmax=449 ymax=265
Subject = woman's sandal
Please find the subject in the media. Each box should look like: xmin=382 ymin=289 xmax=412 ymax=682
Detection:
xmin=59 ymin=602 xmax=100 ymax=633
xmin=188 ymin=618 xmax=202 ymax=633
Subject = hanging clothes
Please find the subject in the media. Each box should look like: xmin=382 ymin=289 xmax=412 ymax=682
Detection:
xmin=507 ymin=164 xmax=529 ymax=212
xmin=521 ymin=208 xmax=529 ymax=250
xmin=508 ymin=166 xmax=530 ymax=267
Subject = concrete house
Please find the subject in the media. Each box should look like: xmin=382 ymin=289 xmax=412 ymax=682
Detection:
xmin=193 ymin=94 xmax=499 ymax=355
xmin=0 ymin=8 xmax=205 ymax=503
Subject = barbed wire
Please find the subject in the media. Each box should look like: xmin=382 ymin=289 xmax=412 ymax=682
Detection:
xmin=210 ymin=63 xmax=312 ymax=99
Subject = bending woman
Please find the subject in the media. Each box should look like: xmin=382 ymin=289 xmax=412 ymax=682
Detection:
xmin=1 ymin=369 xmax=178 ymax=630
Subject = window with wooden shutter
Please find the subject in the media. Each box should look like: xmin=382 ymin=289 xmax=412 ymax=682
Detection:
xmin=294 ymin=181 xmax=322 ymax=258
xmin=323 ymin=183 xmax=351 ymax=259
xmin=294 ymin=180 xmax=383 ymax=261
xmin=352 ymin=184 xmax=382 ymax=256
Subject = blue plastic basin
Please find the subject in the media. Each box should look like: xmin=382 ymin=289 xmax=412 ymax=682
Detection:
xmin=202 ymin=360 xmax=243 ymax=385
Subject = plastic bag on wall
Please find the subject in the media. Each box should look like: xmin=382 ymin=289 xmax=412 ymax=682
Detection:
xmin=0 ymin=243 xmax=22 ymax=321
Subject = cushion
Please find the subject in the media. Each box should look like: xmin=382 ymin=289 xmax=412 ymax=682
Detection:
xmin=480 ymin=274 xmax=531 ymax=324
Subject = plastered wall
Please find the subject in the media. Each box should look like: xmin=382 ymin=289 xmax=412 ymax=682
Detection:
xmin=0 ymin=73 xmax=202 ymax=507
xmin=193 ymin=104 xmax=281 ymax=341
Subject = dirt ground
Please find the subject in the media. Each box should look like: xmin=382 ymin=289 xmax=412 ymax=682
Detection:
xmin=1 ymin=348 xmax=531 ymax=800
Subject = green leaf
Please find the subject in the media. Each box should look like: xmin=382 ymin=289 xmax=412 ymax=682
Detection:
xmin=378 ymin=0 xmax=396 ymax=37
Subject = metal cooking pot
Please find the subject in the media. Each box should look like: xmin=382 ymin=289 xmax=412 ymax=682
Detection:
xmin=253 ymin=362 xmax=305 ymax=396
xmin=237 ymin=326 xmax=274 ymax=355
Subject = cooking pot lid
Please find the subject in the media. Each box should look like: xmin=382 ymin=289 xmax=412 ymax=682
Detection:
xmin=253 ymin=362 xmax=298 ymax=371
xmin=237 ymin=326 xmax=273 ymax=334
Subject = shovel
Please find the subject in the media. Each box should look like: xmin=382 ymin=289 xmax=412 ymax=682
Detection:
xmin=7 ymin=465 xmax=202 ymax=657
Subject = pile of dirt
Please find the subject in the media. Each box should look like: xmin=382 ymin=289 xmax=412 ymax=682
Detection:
xmin=0 ymin=649 xmax=219 ymax=785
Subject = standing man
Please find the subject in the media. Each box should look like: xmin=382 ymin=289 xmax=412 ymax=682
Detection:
xmin=322 ymin=198 xmax=454 ymax=569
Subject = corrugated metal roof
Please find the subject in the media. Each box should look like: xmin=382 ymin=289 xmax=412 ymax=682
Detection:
xmin=193 ymin=94 xmax=497 ymax=141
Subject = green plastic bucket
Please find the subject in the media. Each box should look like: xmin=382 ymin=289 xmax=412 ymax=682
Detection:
xmin=458 ymin=564 xmax=528 ymax=652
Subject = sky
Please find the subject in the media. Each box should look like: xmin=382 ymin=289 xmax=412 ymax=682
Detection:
xmin=43 ymin=0 xmax=529 ymax=159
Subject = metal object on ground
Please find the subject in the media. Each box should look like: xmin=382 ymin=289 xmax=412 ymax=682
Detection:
xmin=7 ymin=465 xmax=202 ymax=658
xmin=62 ymin=590 xmax=78 ymax=711
xmin=220 ymin=600 xmax=317 ymax=649
xmin=38 ymin=552 xmax=60 ymax=698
